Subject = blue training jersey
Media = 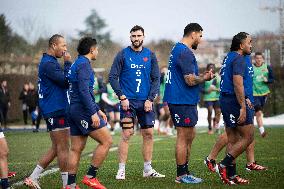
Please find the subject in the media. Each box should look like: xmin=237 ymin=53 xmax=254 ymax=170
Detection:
xmin=67 ymin=55 xmax=99 ymax=115
xmin=220 ymin=52 xmax=254 ymax=102
xmin=109 ymin=46 xmax=160 ymax=100
xmin=38 ymin=53 xmax=71 ymax=118
xmin=163 ymin=42 xmax=199 ymax=105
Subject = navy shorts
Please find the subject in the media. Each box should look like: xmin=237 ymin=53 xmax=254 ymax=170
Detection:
xmin=68 ymin=107 xmax=107 ymax=136
xmin=45 ymin=116 xmax=69 ymax=132
xmin=168 ymin=104 xmax=198 ymax=127
xmin=120 ymin=100 xmax=155 ymax=129
xmin=253 ymin=95 xmax=267 ymax=112
xmin=204 ymin=100 xmax=220 ymax=108
xmin=220 ymin=95 xmax=254 ymax=128
xmin=105 ymin=103 xmax=120 ymax=113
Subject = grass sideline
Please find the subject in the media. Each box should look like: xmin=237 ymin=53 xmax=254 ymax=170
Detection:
xmin=4 ymin=127 xmax=284 ymax=189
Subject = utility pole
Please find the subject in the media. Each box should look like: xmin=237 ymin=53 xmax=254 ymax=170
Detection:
xmin=261 ymin=0 xmax=284 ymax=67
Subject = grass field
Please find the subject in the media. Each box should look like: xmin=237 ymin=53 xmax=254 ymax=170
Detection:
xmin=4 ymin=127 xmax=284 ymax=189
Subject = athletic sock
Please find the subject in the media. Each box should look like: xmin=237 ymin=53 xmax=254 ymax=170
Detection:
xmin=228 ymin=163 xmax=237 ymax=179
xmin=0 ymin=178 xmax=9 ymax=189
xmin=177 ymin=162 xmax=188 ymax=177
xmin=220 ymin=153 xmax=235 ymax=167
xmin=119 ymin=163 xmax=126 ymax=171
xmin=67 ymin=174 xmax=76 ymax=186
xmin=87 ymin=165 xmax=98 ymax=178
xmin=144 ymin=161 xmax=152 ymax=173
xmin=30 ymin=164 xmax=44 ymax=180
xmin=61 ymin=172 xmax=68 ymax=187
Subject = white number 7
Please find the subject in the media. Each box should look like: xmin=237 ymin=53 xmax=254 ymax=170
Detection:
xmin=136 ymin=79 xmax=141 ymax=92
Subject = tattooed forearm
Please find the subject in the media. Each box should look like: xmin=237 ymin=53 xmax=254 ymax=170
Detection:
xmin=184 ymin=74 xmax=205 ymax=86
xmin=233 ymin=75 xmax=246 ymax=108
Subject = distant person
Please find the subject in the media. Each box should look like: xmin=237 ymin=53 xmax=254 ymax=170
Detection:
xmin=252 ymin=52 xmax=274 ymax=137
xmin=202 ymin=64 xmax=221 ymax=134
xmin=19 ymin=83 xmax=29 ymax=125
xmin=0 ymin=80 xmax=11 ymax=128
xmin=101 ymin=82 xmax=120 ymax=135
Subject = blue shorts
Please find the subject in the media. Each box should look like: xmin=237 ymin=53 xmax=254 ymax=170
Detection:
xmin=45 ymin=116 xmax=69 ymax=132
xmin=220 ymin=95 xmax=254 ymax=128
xmin=253 ymin=95 xmax=267 ymax=112
xmin=120 ymin=100 xmax=155 ymax=129
xmin=168 ymin=104 xmax=198 ymax=127
xmin=105 ymin=103 xmax=120 ymax=113
xmin=68 ymin=107 xmax=107 ymax=136
xmin=204 ymin=100 xmax=220 ymax=108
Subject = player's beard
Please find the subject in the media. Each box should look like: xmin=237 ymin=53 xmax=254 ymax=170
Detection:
xmin=244 ymin=47 xmax=252 ymax=55
xmin=192 ymin=41 xmax=199 ymax=50
xmin=131 ymin=40 xmax=143 ymax=49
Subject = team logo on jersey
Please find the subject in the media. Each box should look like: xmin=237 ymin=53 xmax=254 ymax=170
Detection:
xmin=48 ymin=118 xmax=54 ymax=125
xmin=143 ymin=57 xmax=148 ymax=62
xmin=174 ymin=114 xmax=180 ymax=123
xmin=184 ymin=117 xmax=191 ymax=124
xmin=81 ymin=120 xmax=89 ymax=129
xmin=136 ymin=70 xmax=142 ymax=77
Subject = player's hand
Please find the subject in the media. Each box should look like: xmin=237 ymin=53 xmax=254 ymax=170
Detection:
xmin=246 ymin=98 xmax=254 ymax=109
xmin=237 ymin=107 xmax=246 ymax=124
xmin=144 ymin=100 xmax=153 ymax=112
xmin=98 ymin=110 xmax=107 ymax=123
xmin=203 ymin=69 xmax=215 ymax=81
xmin=263 ymin=77 xmax=268 ymax=82
xmin=121 ymin=99 xmax=130 ymax=111
xmin=63 ymin=52 xmax=72 ymax=62
xmin=91 ymin=113 xmax=100 ymax=128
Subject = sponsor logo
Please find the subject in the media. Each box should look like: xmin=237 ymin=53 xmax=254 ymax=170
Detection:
xmin=81 ymin=120 xmax=89 ymax=129
xmin=184 ymin=117 xmax=191 ymax=124
xmin=174 ymin=114 xmax=180 ymax=124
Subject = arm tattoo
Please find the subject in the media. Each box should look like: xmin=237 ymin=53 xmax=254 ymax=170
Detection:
xmin=184 ymin=74 xmax=205 ymax=86
xmin=233 ymin=75 xmax=246 ymax=108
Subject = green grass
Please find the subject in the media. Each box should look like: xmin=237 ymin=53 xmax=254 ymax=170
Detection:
xmin=5 ymin=127 xmax=284 ymax=189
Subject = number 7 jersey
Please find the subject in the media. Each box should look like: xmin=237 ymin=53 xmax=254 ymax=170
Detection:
xmin=109 ymin=46 xmax=160 ymax=100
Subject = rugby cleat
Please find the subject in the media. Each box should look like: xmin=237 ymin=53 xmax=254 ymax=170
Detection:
xmin=143 ymin=169 xmax=165 ymax=178
xmin=229 ymin=175 xmax=249 ymax=185
xmin=175 ymin=174 xmax=203 ymax=184
xmin=8 ymin=171 xmax=16 ymax=178
xmin=115 ymin=169 xmax=125 ymax=180
xmin=82 ymin=176 xmax=106 ymax=189
xmin=24 ymin=177 xmax=41 ymax=189
xmin=204 ymin=157 xmax=216 ymax=172
xmin=215 ymin=163 xmax=230 ymax=185
xmin=246 ymin=162 xmax=267 ymax=171
xmin=65 ymin=185 xmax=81 ymax=189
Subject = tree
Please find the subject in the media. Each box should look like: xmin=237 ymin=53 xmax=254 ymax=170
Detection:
xmin=0 ymin=14 xmax=12 ymax=54
xmin=78 ymin=9 xmax=111 ymax=44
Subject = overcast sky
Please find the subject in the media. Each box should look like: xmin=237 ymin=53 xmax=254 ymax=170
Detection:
xmin=0 ymin=0 xmax=279 ymax=44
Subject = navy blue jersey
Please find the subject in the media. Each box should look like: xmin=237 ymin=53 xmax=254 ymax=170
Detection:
xmin=163 ymin=42 xmax=199 ymax=105
xmin=220 ymin=52 xmax=254 ymax=102
xmin=38 ymin=53 xmax=71 ymax=118
xmin=68 ymin=55 xmax=100 ymax=115
xmin=109 ymin=47 xmax=160 ymax=101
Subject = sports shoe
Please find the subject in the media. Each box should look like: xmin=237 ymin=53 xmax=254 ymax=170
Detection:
xmin=246 ymin=162 xmax=267 ymax=171
xmin=115 ymin=169 xmax=125 ymax=180
xmin=82 ymin=176 xmax=106 ymax=189
xmin=229 ymin=175 xmax=249 ymax=185
xmin=8 ymin=171 xmax=16 ymax=178
xmin=215 ymin=163 xmax=230 ymax=184
xmin=204 ymin=157 xmax=216 ymax=172
xmin=143 ymin=169 xmax=165 ymax=178
xmin=24 ymin=177 xmax=41 ymax=189
xmin=65 ymin=185 xmax=81 ymax=189
xmin=175 ymin=174 xmax=203 ymax=184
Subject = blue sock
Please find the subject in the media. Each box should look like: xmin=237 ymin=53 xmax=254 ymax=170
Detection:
xmin=0 ymin=178 xmax=9 ymax=189
xmin=87 ymin=165 xmax=98 ymax=178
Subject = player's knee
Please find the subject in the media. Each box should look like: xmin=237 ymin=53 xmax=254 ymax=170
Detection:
xmin=142 ymin=129 xmax=153 ymax=141
xmin=218 ymin=133 xmax=228 ymax=142
xmin=121 ymin=130 xmax=133 ymax=142
xmin=0 ymin=148 xmax=9 ymax=159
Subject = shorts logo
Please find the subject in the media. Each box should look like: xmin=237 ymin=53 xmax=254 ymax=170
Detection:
xmin=174 ymin=114 xmax=180 ymax=124
xmin=184 ymin=117 xmax=191 ymax=124
xmin=143 ymin=57 xmax=148 ymax=62
xmin=59 ymin=118 xmax=65 ymax=126
xmin=48 ymin=118 xmax=54 ymax=125
xmin=81 ymin=120 xmax=89 ymax=129
xmin=230 ymin=114 xmax=235 ymax=124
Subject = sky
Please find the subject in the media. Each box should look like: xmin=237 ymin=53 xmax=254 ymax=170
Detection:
xmin=0 ymin=0 xmax=280 ymax=45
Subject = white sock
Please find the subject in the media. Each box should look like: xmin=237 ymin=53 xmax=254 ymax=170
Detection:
xmin=61 ymin=172 xmax=68 ymax=187
xmin=144 ymin=161 xmax=152 ymax=173
xmin=30 ymin=165 xmax=44 ymax=180
xmin=119 ymin=163 xmax=125 ymax=171
xmin=259 ymin=127 xmax=265 ymax=134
